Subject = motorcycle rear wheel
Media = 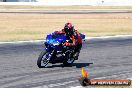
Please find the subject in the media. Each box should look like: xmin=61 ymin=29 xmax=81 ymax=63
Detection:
xmin=63 ymin=53 xmax=75 ymax=66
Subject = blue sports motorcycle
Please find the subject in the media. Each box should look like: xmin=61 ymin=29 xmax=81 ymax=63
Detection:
xmin=37 ymin=32 xmax=85 ymax=68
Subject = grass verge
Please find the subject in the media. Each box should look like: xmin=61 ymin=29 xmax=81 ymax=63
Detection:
xmin=0 ymin=6 xmax=132 ymax=12
xmin=0 ymin=6 xmax=132 ymax=42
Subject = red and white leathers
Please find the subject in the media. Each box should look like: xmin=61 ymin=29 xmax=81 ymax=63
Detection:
xmin=55 ymin=29 xmax=82 ymax=47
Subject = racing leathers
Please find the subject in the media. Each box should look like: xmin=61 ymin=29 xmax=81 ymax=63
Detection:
xmin=55 ymin=29 xmax=82 ymax=60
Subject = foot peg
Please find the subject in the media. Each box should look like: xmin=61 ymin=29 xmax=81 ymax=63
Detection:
xmin=73 ymin=52 xmax=79 ymax=60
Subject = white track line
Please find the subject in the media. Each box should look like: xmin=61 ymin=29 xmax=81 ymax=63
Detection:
xmin=0 ymin=40 xmax=45 ymax=44
xmin=32 ymin=85 xmax=48 ymax=88
xmin=0 ymin=9 xmax=132 ymax=11
xmin=0 ymin=35 xmax=132 ymax=44
xmin=70 ymin=86 xmax=85 ymax=88
xmin=85 ymin=35 xmax=132 ymax=40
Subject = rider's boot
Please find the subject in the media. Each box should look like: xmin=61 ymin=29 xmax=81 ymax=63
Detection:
xmin=73 ymin=52 xmax=79 ymax=60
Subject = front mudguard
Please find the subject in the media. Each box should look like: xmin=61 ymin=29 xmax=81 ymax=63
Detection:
xmin=45 ymin=47 xmax=56 ymax=63
xmin=45 ymin=47 xmax=51 ymax=52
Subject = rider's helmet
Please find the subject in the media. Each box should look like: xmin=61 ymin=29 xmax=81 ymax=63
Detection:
xmin=64 ymin=22 xmax=74 ymax=36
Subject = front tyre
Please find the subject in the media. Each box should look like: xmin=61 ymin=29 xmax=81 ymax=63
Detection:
xmin=37 ymin=50 xmax=49 ymax=68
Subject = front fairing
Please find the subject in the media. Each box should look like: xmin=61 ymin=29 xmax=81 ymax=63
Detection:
xmin=45 ymin=33 xmax=67 ymax=49
xmin=80 ymin=33 xmax=85 ymax=40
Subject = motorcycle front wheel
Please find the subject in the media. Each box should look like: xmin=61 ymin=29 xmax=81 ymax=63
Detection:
xmin=37 ymin=50 xmax=50 ymax=68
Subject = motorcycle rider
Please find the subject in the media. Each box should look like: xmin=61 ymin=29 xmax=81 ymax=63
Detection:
xmin=55 ymin=22 xmax=82 ymax=60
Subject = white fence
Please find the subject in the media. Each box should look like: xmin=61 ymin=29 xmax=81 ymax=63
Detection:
xmin=0 ymin=0 xmax=132 ymax=6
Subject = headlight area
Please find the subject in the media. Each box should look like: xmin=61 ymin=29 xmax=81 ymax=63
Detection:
xmin=53 ymin=42 xmax=59 ymax=46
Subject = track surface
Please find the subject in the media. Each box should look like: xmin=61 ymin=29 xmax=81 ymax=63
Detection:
xmin=0 ymin=38 xmax=132 ymax=88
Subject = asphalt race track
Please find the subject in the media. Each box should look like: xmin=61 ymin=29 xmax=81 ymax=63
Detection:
xmin=0 ymin=38 xmax=132 ymax=88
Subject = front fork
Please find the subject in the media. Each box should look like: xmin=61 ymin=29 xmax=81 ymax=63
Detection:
xmin=45 ymin=48 xmax=54 ymax=61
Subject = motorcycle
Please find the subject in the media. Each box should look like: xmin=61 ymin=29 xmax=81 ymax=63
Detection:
xmin=37 ymin=32 xmax=85 ymax=68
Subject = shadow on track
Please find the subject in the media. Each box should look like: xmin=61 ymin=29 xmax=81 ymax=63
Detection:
xmin=43 ymin=63 xmax=93 ymax=68
xmin=72 ymin=62 xmax=93 ymax=68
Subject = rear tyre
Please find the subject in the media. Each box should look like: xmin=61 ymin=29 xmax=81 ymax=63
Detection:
xmin=37 ymin=50 xmax=49 ymax=68
xmin=63 ymin=59 xmax=74 ymax=66
xmin=63 ymin=53 xmax=75 ymax=66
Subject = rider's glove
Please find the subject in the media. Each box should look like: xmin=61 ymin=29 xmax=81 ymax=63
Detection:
xmin=64 ymin=42 xmax=69 ymax=46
